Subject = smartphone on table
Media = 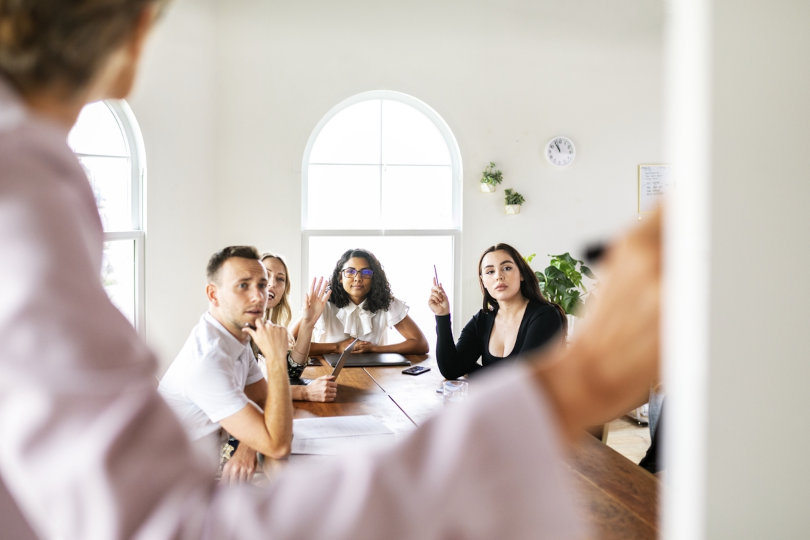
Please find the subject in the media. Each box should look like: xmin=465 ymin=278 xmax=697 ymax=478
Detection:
xmin=402 ymin=365 xmax=431 ymax=376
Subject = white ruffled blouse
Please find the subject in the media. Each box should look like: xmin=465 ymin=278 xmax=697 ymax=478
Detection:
xmin=314 ymin=297 xmax=409 ymax=345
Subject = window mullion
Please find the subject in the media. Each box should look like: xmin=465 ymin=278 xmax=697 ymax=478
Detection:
xmin=379 ymin=98 xmax=385 ymax=233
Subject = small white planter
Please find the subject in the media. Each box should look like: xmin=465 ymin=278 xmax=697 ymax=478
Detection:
xmin=480 ymin=183 xmax=496 ymax=193
xmin=504 ymin=204 xmax=521 ymax=214
xmin=566 ymin=314 xmax=576 ymax=342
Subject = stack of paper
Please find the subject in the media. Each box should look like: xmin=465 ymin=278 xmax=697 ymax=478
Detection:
xmin=291 ymin=415 xmax=395 ymax=455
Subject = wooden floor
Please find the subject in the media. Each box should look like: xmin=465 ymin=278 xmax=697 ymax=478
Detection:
xmin=604 ymin=415 xmax=651 ymax=464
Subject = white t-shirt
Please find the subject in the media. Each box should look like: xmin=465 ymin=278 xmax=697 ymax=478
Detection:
xmin=314 ymin=297 xmax=409 ymax=344
xmin=159 ymin=312 xmax=264 ymax=444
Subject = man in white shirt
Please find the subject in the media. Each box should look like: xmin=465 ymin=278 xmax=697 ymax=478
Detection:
xmin=159 ymin=246 xmax=294 ymax=482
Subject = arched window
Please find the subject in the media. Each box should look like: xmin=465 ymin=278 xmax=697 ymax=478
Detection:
xmin=303 ymin=91 xmax=461 ymax=346
xmin=68 ymin=100 xmax=145 ymax=330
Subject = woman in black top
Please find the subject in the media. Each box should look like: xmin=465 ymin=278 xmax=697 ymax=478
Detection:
xmin=428 ymin=243 xmax=566 ymax=380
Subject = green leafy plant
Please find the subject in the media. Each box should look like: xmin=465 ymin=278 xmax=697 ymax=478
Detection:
xmin=504 ymin=188 xmax=525 ymax=206
xmin=526 ymin=252 xmax=595 ymax=315
xmin=480 ymin=161 xmax=503 ymax=186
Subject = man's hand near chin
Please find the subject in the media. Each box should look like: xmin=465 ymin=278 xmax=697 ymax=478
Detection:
xmin=221 ymin=441 xmax=258 ymax=484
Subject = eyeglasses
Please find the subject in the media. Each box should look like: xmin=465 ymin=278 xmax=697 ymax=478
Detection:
xmin=342 ymin=267 xmax=374 ymax=280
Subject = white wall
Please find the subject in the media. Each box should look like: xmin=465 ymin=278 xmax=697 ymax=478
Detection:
xmin=129 ymin=0 xmax=220 ymax=364
xmin=665 ymin=0 xmax=810 ymax=538
xmin=133 ymin=0 xmax=664 ymax=371
xmin=215 ymin=0 xmax=664 ymax=343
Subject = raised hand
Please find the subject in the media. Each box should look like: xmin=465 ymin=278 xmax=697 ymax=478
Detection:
xmin=428 ymin=278 xmax=450 ymax=316
xmin=533 ymin=207 xmax=662 ymax=441
xmin=301 ymin=276 xmax=331 ymax=326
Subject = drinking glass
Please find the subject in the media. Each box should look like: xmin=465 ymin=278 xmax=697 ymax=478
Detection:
xmin=442 ymin=380 xmax=469 ymax=404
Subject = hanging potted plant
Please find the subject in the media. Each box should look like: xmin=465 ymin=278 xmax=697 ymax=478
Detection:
xmin=503 ymin=188 xmax=525 ymax=214
xmin=480 ymin=161 xmax=503 ymax=192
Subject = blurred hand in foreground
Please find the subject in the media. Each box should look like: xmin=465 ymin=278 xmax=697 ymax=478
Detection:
xmin=533 ymin=208 xmax=662 ymax=441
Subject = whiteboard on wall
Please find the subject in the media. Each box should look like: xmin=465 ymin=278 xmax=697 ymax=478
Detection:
xmin=637 ymin=163 xmax=671 ymax=214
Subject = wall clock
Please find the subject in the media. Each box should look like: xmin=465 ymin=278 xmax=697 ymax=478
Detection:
xmin=545 ymin=136 xmax=576 ymax=167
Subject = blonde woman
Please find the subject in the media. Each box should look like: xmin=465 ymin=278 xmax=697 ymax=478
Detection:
xmin=259 ymin=253 xmax=337 ymax=402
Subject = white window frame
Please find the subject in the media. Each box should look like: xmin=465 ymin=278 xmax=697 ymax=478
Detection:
xmin=72 ymin=100 xmax=146 ymax=331
xmin=301 ymin=90 xmax=463 ymax=323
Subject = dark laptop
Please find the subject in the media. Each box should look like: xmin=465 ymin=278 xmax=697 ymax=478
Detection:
xmin=324 ymin=352 xmax=411 ymax=368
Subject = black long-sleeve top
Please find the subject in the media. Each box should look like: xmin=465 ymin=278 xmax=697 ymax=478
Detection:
xmin=435 ymin=299 xmax=564 ymax=380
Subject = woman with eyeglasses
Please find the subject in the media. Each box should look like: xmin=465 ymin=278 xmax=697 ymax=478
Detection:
xmin=428 ymin=243 xmax=567 ymax=380
xmin=304 ymin=249 xmax=429 ymax=355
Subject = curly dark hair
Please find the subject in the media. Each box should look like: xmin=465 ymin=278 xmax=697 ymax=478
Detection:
xmin=328 ymin=249 xmax=392 ymax=313
xmin=478 ymin=243 xmax=567 ymax=334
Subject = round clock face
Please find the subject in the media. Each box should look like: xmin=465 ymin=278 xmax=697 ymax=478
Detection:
xmin=545 ymin=136 xmax=576 ymax=167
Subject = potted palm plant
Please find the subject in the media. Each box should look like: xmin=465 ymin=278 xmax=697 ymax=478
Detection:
xmin=480 ymin=161 xmax=503 ymax=192
xmin=504 ymin=188 xmax=525 ymax=214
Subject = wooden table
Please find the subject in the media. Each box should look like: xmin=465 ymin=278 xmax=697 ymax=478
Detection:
xmin=290 ymin=355 xmax=659 ymax=539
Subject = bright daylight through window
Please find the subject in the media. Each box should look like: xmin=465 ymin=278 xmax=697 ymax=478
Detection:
xmin=68 ymin=100 xmax=145 ymax=330
xmin=303 ymin=91 xmax=461 ymax=345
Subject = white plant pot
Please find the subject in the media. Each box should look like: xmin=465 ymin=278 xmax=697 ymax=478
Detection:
xmin=566 ymin=314 xmax=576 ymax=342
xmin=480 ymin=183 xmax=496 ymax=193
xmin=504 ymin=204 xmax=521 ymax=214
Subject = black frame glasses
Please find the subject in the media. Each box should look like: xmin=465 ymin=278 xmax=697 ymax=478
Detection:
xmin=342 ymin=267 xmax=373 ymax=279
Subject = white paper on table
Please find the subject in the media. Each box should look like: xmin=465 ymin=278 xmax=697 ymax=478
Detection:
xmin=292 ymin=415 xmax=395 ymax=455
